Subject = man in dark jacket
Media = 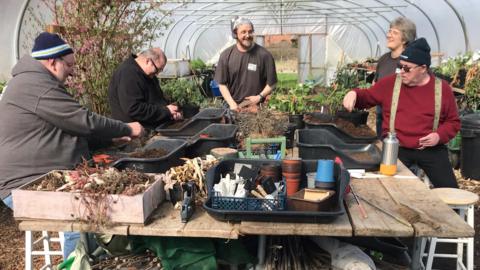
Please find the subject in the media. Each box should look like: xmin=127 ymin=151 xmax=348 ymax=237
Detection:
xmin=108 ymin=48 xmax=182 ymax=129
xmin=0 ymin=32 xmax=144 ymax=257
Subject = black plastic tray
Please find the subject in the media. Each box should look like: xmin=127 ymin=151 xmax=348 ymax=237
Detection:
xmin=296 ymin=129 xmax=381 ymax=171
xmin=155 ymin=108 xmax=226 ymax=137
xmin=335 ymin=110 xmax=369 ymax=126
xmin=111 ymin=138 xmax=187 ymax=173
xmin=304 ymin=121 xmax=377 ymax=144
xmin=194 ymin=108 xmax=227 ymax=120
xmin=203 ymin=158 xmax=350 ymax=223
xmin=185 ymin=124 xmax=238 ymax=158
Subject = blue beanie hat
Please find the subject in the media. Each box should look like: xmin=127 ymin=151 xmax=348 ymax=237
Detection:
xmin=31 ymin=32 xmax=73 ymax=60
xmin=400 ymin=37 xmax=431 ymax=67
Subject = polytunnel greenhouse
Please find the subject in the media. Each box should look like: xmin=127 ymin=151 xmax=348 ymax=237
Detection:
xmin=2 ymin=0 xmax=480 ymax=81
xmin=1 ymin=1 xmax=480 ymax=270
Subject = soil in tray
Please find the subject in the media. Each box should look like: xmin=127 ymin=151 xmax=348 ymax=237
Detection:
xmin=305 ymin=115 xmax=375 ymax=138
xmin=347 ymin=151 xmax=376 ymax=163
xmin=25 ymin=166 xmax=154 ymax=195
xmin=163 ymin=119 xmax=190 ymax=129
xmin=129 ymin=148 xmax=168 ymax=158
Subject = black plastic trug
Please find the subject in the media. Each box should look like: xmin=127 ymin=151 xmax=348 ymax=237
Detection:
xmin=336 ymin=110 xmax=369 ymax=126
xmin=303 ymin=118 xmax=377 ymax=144
xmin=111 ymin=138 xmax=187 ymax=173
xmin=185 ymin=124 xmax=238 ymax=158
xmin=155 ymin=108 xmax=226 ymax=137
xmin=296 ymin=129 xmax=381 ymax=171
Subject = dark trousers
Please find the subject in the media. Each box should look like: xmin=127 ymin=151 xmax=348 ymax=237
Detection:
xmin=376 ymin=105 xmax=383 ymax=139
xmin=398 ymin=145 xmax=458 ymax=188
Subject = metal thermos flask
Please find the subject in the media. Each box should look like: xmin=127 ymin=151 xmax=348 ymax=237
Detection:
xmin=380 ymin=132 xmax=399 ymax=176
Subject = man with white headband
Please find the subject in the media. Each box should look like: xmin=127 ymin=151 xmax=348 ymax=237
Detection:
xmin=214 ymin=17 xmax=277 ymax=111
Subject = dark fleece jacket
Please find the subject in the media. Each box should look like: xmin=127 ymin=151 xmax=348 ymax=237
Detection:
xmin=108 ymin=55 xmax=171 ymax=129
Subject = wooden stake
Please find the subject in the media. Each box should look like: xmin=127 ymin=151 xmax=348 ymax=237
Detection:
xmin=350 ymin=184 xmax=368 ymax=219
xmin=356 ymin=194 xmax=411 ymax=227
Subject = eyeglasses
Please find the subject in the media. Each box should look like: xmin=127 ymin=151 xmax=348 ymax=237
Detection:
xmin=397 ymin=63 xmax=421 ymax=73
xmin=149 ymin=58 xmax=161 ymax=74
xmin=58 ymin=57 xmax=74 ymax=68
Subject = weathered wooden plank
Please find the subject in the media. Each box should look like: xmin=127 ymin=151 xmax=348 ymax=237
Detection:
xmin=381 ymin=179 xmax=474 ymax=238
xmin=19 ymin=220 xmax=129 ymax=235
xmin=346 ymin=180 xmax=414 ymax=237
xmin=128 ymin=203 xmax=239 ymax=239
xmin=348 ymin=160 xmax=473 ymax=238
xmin=239 ymin=213 xmax=352 ymax=236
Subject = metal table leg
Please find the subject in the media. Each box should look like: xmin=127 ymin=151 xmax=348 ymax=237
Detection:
xmin=80 ymin=232 xmax=90 ymax=255
xmin=257 ymin=235 xmax=266 ymax=268
xmin=411 ymin=237 xmax=425 ymax=270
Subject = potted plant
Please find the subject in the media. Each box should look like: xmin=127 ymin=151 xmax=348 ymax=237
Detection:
xmin=463 ymin=65 xmax=480 ymax=111
xmin=268 ymin=83 xmax=314 ymax=129
xmin=160 ymin=78 xmax=207 ymax=118
xmin=331 ymin=67 xmax=370 ymax=125
xmin=190 ymin=58 xmax=207 ymax=75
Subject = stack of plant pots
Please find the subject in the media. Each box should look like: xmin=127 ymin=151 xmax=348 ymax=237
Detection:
xmin=260 ymin=164 xmax=282 ymax=182
xmin=282 ymin=158 xmax=302 ymax=196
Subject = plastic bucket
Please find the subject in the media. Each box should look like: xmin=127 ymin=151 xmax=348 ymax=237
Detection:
xmin=460 ymin=113 xmax=480 ymax=180
xmin=209 ymin=80 xmax=221 ymax=97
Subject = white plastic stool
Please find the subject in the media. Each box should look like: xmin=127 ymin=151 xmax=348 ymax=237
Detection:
xmin=25 ymin=231 xmax=64 ymax=270
xmin=422 ymin=188 xmax=478 ymax=270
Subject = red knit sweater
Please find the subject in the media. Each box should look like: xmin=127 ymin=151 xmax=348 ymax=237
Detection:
xmin=354 ymin=74 xmax=460 ymax=149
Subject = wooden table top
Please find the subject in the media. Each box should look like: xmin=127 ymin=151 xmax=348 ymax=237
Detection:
xmin=18 ymin=161 xmax=474 ymax=239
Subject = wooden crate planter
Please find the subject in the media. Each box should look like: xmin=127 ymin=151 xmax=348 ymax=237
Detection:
xmin=12 ymin=171 xmax=166 ymax=224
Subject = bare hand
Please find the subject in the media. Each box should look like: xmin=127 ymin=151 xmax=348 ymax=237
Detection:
xmin=244 ymin=95 xmax=262 ymax=105
xmin=127 ymin=122 xmax=144 ymax=138
xmin=167 ymin=104 xmax=183 ymax=120
xmin=343 ymin=91 xmax=357 ymax=112
xmin=418 ymin=132 xmax=440 ymax=149
xmin=229 ymin=103 xmax=239 ymax=111
xmin=167 ymin=104 xmax=179 ymax=114
xmin=172 ymin=111 xmax=183 ymax=120
xmin=112 ymin=136 xmax=131 ymax=146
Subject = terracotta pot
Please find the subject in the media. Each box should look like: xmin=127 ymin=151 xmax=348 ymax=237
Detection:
xmin=282 ymin=158 xmax=302 ymax=173
xmin=286 ymin=179 xmax=300 ymax=196
xmin=282 ymin=163 xmax=301 ymax=173
xmin=282 ymin=172 xmax=301 ymax=179
xmin=260 ymin=164 xmax=282 ymax=182
xmin=282 ymin=158 xmax=302 ymax=165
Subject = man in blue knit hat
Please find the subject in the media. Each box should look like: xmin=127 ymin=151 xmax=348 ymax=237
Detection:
xmin=0 ymin=32 xmax=144 ymax=258
xmin=343 ymin=38 xmax=460 ymax=188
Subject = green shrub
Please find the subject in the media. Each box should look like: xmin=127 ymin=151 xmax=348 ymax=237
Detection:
xmin=190 ymin=58 xmax=206 ymax=70
xmin=268 ymin=83 xmax=314 ymax=114
xmin=160 ymin=78 xmax=206 ymax=107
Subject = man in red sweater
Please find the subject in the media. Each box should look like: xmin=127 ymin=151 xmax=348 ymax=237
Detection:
xmin=343 ymin=38 xmax=460 ymax=188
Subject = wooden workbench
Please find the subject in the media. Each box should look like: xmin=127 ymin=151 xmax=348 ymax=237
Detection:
xmin=18 ymin=160 xmax=474 ymax=269
xmin=18 ymin=161 xmax=474 ymax=239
